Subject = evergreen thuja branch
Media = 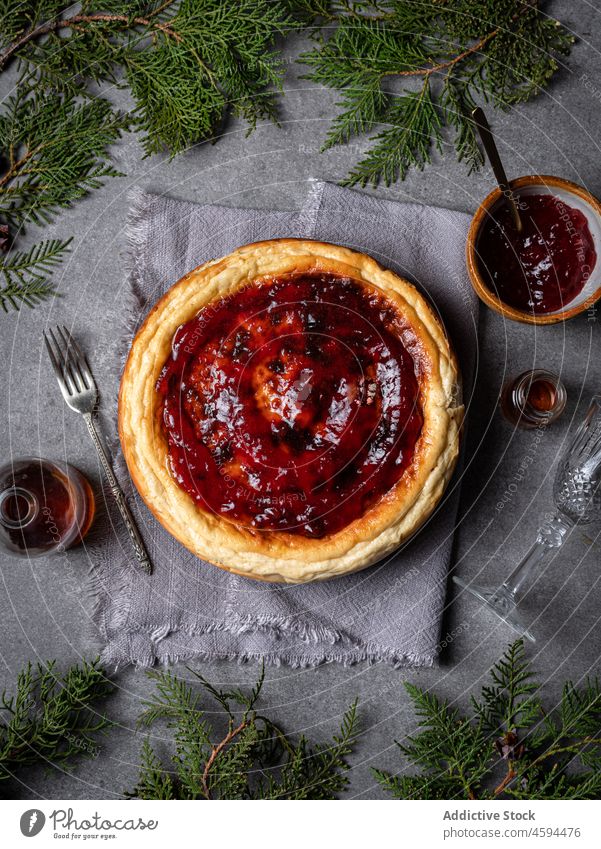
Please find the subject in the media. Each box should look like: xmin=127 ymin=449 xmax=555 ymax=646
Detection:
xmin=0 ymin=236 xmax=71 ymax=312
xmin=0 ymin=1 xmax=306 ymax=317
xmin=383 ymin=30 xmax=500 ymax=82
xmin=341 ymin=76 xmax=443 ymax=187
xmin=201 ymin=716 xmax=249 ymax=799
xmin=0 ymin=2 xmax=180 ymax=71
xmin=388 ymin=683 xmax=490 ymax=800
xmin=473 ymin=639 xmax=542 ymax=735
xmin=374 ymin=640 xmax=601 ymax=801
xmin=129 ymin=664 xmax=359 ymax=800
xmin=0 ymin=75 xmax=126 ymax=314
xmin=300 ymin=0 xmax=574 ymax=187
xmin=0 ymin=658 xmax=113 ymax=782
xmin=0 ymin=79 xmax=128 ymax=231
xmin=0 ymin=1 xmax=300 ymax=157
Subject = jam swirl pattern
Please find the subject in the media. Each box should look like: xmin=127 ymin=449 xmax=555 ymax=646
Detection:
xmin=156 ymin=272 xmax=424 ymax=538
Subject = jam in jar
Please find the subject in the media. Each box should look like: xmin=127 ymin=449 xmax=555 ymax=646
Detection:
xmin=477 ymin=193 xmax=596 ymax=314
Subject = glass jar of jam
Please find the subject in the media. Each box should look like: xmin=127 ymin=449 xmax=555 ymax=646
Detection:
xmin=0 ymin=457 xmax=95 ymax=556
xmin=500 ymin=370 xmax=567 ymax=429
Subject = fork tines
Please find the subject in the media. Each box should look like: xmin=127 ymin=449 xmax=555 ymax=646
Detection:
xmin=44 ymin=325 xmax=94 ymax=396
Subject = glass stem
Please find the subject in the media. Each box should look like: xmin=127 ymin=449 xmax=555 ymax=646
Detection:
xmin=502 ymin=512 xmax=573 ymax=599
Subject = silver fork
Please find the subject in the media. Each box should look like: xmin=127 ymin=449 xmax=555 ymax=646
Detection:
xmin=44 ymin=326 xmax=152 ymax=574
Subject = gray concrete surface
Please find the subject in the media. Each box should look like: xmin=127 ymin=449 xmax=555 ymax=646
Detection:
xmin=2 ymin=1 xmax=601 ymax=800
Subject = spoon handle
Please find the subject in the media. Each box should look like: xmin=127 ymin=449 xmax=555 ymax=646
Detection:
xmin=472 ymin=107 xmax=523 ymax=232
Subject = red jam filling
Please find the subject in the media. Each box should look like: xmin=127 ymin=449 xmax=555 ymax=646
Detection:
xmin=156 ymin=271 xmax=424 ymax=538
xmin=477 ymin=193 xmax=596 ymax=314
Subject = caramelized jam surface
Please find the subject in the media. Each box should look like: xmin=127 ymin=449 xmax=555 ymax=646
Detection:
xmin=157 ymin=272 xmax=424 ymax=538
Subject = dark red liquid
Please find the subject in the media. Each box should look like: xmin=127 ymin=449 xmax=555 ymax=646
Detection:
xmin=526 ymin=378 xmax=557 ymax=412
xmin=0 ymin=459 xmax=95 ymax=553
xmin=157 ymin=272 xmax=424 ymax=538
xmin=477 ymin=193 xmax=596 ymax=314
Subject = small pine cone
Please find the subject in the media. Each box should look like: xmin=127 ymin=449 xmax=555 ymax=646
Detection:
xmin=0 ymin=223 xmax=10 ymax=253
xmin=495 ymin=730 xmax=526 ymax=761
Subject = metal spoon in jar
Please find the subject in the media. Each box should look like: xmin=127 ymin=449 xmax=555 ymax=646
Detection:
xmin=472 ymin=106 xmax=523 ymax=233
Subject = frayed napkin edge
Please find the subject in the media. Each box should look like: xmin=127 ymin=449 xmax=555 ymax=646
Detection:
xmin=100 ymin=631 xmax=437 ymax=673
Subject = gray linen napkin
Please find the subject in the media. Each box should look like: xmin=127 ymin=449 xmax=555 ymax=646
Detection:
xmin=90 ymin=180 xmax=478 ymax=670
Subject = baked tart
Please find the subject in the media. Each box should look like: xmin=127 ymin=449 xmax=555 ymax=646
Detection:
xmin=119 ymin=239 xmax=462 ymax=583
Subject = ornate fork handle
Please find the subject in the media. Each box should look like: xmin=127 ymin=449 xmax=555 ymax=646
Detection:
xmin=83 ymin=412 xmax=152 ymax=574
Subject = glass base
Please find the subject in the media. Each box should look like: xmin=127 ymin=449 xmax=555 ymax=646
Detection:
xmin=453 ymin=577 xmax=535 ymax=643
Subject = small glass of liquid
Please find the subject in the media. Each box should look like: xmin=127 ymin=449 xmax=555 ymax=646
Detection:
xmin=0 ymin=457 xmax=95 ymax=556
xmin=500 ymin=369 xmax=567 ymax=429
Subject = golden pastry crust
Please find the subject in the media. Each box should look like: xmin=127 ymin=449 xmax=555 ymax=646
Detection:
xmin=119 ymin=239 xmax=463 ymax=583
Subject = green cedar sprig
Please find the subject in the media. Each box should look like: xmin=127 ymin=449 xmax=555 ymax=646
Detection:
xmin=129 ymin=664 xmax=359 ymax=800
xmin=0 ymin=76 xmax=127 ymax=312
xmin=0 ymin=81 xmax=127 ymax=231
xmin=0 ymin=658 xmax=113 ymax=782
xmin=0 ymin=0 xmax=297 ymax=158
xmin=0 ymin=237 xmax=71 ymax=312
xmin=374 ymin=640 xmax=601 ymax=800
xmin=300 ymin=1 xmax=574 ymax=187
xmin=0 ymin=1 xmax=297 ymax=313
